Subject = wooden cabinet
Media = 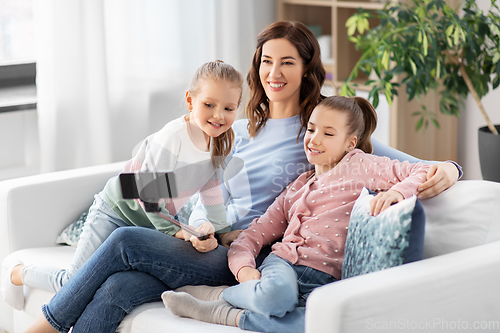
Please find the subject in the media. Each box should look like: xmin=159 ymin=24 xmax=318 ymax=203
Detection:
xmin=277 ymin=0 xmax=458 ymax=162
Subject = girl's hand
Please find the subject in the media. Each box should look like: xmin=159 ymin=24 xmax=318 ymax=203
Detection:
xmin=237 ymin=266 xmax=261 ymax=283
xmin=174 ymin=222 xmax=218 ymax=253
xmin=219 ymin=230 xmax=243 ymax=248
xmin=370 ymin=190 xmax=404 ymax=216
xmin=417 ymin=162 xmax=459 ymax=199
xmin=189 ymin=222 xmax=218 ymax=253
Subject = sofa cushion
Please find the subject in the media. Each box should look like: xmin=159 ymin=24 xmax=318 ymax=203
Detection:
xmin=342 ymin=188 xmax=425 ymax=279
xmin=118 ymin=302 xmax=242 ymax=333
xmin=420 ymin=180 xmax=500 ymax=258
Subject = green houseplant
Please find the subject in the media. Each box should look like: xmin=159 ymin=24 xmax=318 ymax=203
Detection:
xmin=342 ymin=0 xmax=500 ymax=180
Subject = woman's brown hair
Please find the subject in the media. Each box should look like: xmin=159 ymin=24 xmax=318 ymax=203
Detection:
xmin=189 ymin=60 xmax=243 ymax=168
xmin=317 ymin=96 xmax=378 ymax=153
xmin=245 ymin=21 xmax=326 ymax=139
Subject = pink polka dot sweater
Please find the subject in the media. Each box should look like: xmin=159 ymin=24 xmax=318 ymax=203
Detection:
xmin=227 ymin=149 xmax=430 ymax=280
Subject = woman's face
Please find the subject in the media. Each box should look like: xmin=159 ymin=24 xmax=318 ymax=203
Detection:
xmin=259 ymin=38 xmax=305 ymax=105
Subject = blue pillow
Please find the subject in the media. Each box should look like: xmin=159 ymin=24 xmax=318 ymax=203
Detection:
xmin=341 ymin=188 xmax=425 ymax=279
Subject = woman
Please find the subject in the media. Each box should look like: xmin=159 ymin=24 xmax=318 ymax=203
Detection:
xmin=26 ymin=21 xmax=460 ymax=333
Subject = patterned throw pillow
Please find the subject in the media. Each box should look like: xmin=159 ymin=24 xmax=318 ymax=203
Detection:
xmin=175 ymin=193 xmax=199 ymax=225
xmin=55 ymin=193 xmax=201 ymax=247
xmin=56 ymin=211 xmax=88 ymax=247
xmin=341 ymin=188 xmax=426 ymax=279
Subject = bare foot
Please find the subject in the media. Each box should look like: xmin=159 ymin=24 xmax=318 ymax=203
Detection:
xmin=23 ymin=315 xmax=58 ymax=333
xmin=11 ymin=264 xmax=24 ymax=286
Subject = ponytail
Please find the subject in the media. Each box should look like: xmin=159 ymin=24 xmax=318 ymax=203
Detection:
xmin=211 ymin=128 xmax=235 ymax=168
xmin=316 ymin=96 xmax=377 ymax=153
xmin=353 ymin=97 xmax=377 ymax=154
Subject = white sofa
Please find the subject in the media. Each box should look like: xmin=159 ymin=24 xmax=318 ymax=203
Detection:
xmin=1 ymin=162 xmax=500 ymax=333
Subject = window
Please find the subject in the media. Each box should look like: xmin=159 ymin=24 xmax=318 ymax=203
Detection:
xmin=0 ymin=0 xmax=35 ymax=63
xmin=0 ymin=0 xmax=36 ymax=113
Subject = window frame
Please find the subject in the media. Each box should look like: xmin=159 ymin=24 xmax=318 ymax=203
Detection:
xmin=0 ymin=61 xmax=37 ymax=113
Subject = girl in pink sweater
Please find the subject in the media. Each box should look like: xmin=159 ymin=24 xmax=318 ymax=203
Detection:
xmin=162 ymin=95 xmax=430 ymax=332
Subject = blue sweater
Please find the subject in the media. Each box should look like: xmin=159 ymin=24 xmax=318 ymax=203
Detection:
xmin=189 ymin=115 xmax=460 ymax=231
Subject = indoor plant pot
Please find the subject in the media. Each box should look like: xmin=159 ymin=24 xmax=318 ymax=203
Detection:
xmin=478 ymin=125 xmax=500 ymax=182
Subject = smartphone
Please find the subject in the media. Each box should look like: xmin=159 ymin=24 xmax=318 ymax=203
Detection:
xmin=119 ymin=172 xmax=177 ymax=201
xmin=119 ymin=172 xmax=209 ymax=240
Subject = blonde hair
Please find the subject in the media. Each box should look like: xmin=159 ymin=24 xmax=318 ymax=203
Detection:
xmin=189 ymin=60 xmax=244 ymax=168
xmin=316 ymin=96 xmax=377 ymax=153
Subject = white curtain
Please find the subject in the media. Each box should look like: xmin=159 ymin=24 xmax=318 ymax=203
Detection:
xmin=33 ymin=0 xmax=275 ymax=172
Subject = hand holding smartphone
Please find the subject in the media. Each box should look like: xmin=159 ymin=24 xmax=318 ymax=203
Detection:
xmin=119 ymin=172 xmax=210 ymax=240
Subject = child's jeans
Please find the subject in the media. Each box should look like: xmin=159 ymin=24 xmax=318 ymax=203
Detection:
xmin=222 ymin=253 xmax=337 ymax=333
xmin=22 ymin=192 xmax=129 ymax=292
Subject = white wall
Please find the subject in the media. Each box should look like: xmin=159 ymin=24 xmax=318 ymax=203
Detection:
xmin=458 ymin=91 xmax=500 ymax=180
xmin=0 ymin=109 xmax=40 ymax=181
xmin=457 ymin=0 xmax=500 ymax=180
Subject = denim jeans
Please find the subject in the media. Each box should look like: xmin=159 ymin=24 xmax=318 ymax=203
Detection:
xmin=41 ymin=229 xmax=328 ymax=333
xmin=23 ymin=192 xmax=129 ymax=292
xmin=72 ymin=270 xmax=168 ymax=332
xmin=222 ymin=253 xmax=337 ymax=333
xmin=42 ymin=227 xmax=238 ymax=333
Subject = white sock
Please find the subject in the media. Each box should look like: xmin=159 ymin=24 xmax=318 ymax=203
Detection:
xmin=1 ymin=257 xmax=24 ymax=310
xmin=174 ymin=285 xmax=228 ymax=301
xmin=162 ymin=291 xmax=240 ymax=327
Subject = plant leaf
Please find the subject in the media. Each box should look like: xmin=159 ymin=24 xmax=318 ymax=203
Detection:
xmin=382 ymin=50 xmax=390 ymax=70
xmin=453 ymin=24 xmax=460 ymax=45
xmin=410 ymin=58 xmax=417 ymax=75
xmin=384 ymin=81 xmax=394 ymax=106
xmin=358 ymin=17 xmax=369 ymax=35
xmin=373 ymin=92 xmax=380 ymax=108
xmin=445 ymin=24 xmax=454 ymax=37
xmin=340 ymin=83 xmax=356 ymax=97
xmin=422 ymin=33 xmax=428 ymax=56
xmin=493 ymin=50 xmax=500 ymax=64
xmin=431 ymin=117 xmax=441 ymax=129
xmin=493 ymin=74 xmax=500 ymax=89
xmin=415 ymin=117 xmax=424 ymax=131
xmin=346 ymin=16 xmax=358 ymax=36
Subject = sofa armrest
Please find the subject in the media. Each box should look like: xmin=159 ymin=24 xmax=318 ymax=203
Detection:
xmin=305 ymin=241 xmax=500 ymax=333
xmin=0 ymin=162 xmax=125 ymax=255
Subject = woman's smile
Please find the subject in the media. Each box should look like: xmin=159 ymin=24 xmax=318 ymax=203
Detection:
xmin=268 ymin=81 xmax=286 ymax=91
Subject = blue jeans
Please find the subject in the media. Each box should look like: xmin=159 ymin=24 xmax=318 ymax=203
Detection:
xmin=42 ymin=227 xmax=237 ymax=333
xmin=41 ymin=228 xmax=323 ymax=333
xmin=222 ymin=254 xmax=337 ymax=333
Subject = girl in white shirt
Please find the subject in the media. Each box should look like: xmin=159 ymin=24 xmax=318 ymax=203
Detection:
xmin=4 ymin=60 xmax=243 ymax=308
